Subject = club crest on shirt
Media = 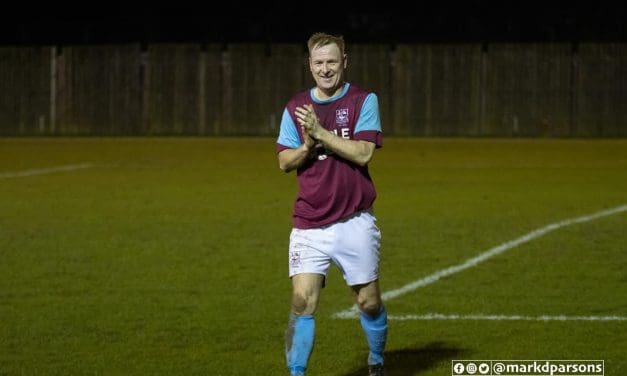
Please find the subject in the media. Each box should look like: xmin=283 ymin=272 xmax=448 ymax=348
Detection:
xmin=335 ymin=108 xmax=349 ymax=125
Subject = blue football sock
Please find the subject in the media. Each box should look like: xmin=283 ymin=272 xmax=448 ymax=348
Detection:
xmin=360 ymin=305 xmax=388 ymax=365
xmin=285 ymin=314 xmax=315 ymax=374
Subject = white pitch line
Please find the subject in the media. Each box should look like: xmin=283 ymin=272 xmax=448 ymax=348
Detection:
xmin=333 ymin=204 xmax=627 ymax=319
xmin=388 ymin=313 xmax=627 ymax=322
xmin=0 ymin=163 xmax=93 ymax=179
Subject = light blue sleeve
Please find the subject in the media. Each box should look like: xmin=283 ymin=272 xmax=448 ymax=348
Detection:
xmin=355 ymin=93 xmax=382 ymax=133
xmin=276 ymin=108 xmax=301 ymax=148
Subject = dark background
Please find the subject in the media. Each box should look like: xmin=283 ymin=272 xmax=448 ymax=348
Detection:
xmin=2 ymin=3 xmax=626 ymax=46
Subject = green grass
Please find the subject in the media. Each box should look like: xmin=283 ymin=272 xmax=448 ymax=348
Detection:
xmin=0 ymin=137 xmax=625 ymax=375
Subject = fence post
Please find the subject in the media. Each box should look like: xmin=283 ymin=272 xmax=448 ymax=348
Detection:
xmin=479 ymin=44 xmax=488 ymax=136
xmin=569 ymin=42 xmax=578 ymax=137
xmin=198 ymin=49 xmax=206 ymax=135
xmin=49 ymin=46 xmax=57 ymax=134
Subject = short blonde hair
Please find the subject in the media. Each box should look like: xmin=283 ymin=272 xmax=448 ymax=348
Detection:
xmin=307 ymin=32 xmax=345 ymax=56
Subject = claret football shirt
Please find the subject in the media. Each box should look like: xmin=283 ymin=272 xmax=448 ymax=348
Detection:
xmin=277 ymin=83 xmax=383 ymax=229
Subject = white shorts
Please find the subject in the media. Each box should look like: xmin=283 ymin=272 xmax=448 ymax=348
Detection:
xmin=288 ymin=210 xmax=382 ymax=286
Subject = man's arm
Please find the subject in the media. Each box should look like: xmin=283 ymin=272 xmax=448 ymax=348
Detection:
xmin=315 ymin=132 xmax=375 ymax=166
xmin=278 ymin=142 xmax=312 ymax=173
xmin=278 ymin=124 xmax=316 ymax=172
xmin=277 ymin=107 xmax=316 ymax=173
xmin=295 ymin=104 xmax=376 ymax=166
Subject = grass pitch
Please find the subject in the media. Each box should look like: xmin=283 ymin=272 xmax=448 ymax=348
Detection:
xmin=1 ymin=137 xmax=626 ymax=375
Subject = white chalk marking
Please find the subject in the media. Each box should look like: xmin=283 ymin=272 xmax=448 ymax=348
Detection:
xmin=0 ymin=163 xmax=93 ymax=179
xmin=333 ymin=204 xmax=627 ymax=319
xmin=387 ymin=313 xmax=627 ymax=322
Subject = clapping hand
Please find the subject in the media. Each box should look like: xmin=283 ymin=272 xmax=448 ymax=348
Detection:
xmin=295 ymin=104 xmax=324 ymax=141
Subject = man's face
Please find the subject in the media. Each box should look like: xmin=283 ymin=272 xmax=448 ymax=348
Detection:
xmin=309 ymin=43 xmax=347 ymax=97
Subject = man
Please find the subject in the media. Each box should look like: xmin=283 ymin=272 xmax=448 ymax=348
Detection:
xmin=276 ymin=32 xmax=388 ymax=376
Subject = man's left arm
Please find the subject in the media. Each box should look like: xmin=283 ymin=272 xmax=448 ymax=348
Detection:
xmin=295 ymin=94 xmax=382 ymax=166
xmin=313 ymin=132 xmax=375 ymax=166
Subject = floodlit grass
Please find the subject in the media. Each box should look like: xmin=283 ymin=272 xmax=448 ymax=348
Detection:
xmin=1 ymin=137 xmax=626 ymax=375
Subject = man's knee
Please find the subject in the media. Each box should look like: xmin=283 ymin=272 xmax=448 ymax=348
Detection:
xmin=291 ymin=292 xmax=317 ymax=315
xmin=357 ymin=295 xmax=382 ymax=317
xmin=291 ymin=293 xmax=308 ymax=314
xmin=291 ymin=274 xmax=323 ymax=315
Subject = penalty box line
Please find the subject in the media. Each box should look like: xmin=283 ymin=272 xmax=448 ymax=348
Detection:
xmin=333 ymin=204 xmax=627 ymax=319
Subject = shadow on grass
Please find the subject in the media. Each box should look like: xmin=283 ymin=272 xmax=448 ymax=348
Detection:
xmin=342 ymin=341 xmax=466 ymax=376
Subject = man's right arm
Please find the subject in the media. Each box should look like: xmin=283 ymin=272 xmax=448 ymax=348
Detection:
xmin=276 ymin=107 xmax=314 ymax=173
xmin=278 ymin=144 xmax=312 ymax=172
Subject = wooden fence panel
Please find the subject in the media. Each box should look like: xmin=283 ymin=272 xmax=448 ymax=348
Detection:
xmin=223 ymin=44 xmax=263 ymax=135
xmin=198 ymin=44 xmax=223 ymax=135
xmin=267 ymin=44 xmax=307 ymax=137
xmin=0 ymin=47 xmax=51 ymax=135
xmin=143 ymin=44 xmax=201 ymax=134
xmin=55 ymin=45 xmax=142 ymax=135
xmin=349 ymin=44 xmax=393 ymax=135
xmin=576 ymin=44 xmax=627 ymax=137
xmin=483 ymin=44 xmax=572 ymax=137
xmin=391 ymin=45 xmax=424 ymax=135
xmin=1 ymin=43 xmax=626 ymax=137
xmin=426 ymin=44 xmax=482 ymax=136
xmin=391 ymin=44 xmax=482 ymax=136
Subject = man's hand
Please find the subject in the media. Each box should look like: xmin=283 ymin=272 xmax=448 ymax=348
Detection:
xmin=301 ymin=125 xmax=316 ymax=150
xmin=295 ymin=104 xmax=324 ymax=140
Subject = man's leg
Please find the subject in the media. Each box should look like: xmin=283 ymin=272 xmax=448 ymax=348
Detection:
xmin=286 ymin=273 xmax=324 ymax=375
xmin=353 ymin=280 xmax=388 ymax=366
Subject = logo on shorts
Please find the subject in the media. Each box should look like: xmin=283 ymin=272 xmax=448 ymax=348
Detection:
xmin=336 ymin=108 xmax=349 ymax=125
xmin=289 ymin=250 xmax=301 ymax=267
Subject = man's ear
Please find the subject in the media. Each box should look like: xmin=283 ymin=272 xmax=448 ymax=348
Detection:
xmin=343 ymin=54 xmax=348 ymax=69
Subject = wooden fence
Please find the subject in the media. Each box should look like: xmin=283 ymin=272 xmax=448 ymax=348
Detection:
xmin=1 ymin=43 xmax=626 ymax=136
